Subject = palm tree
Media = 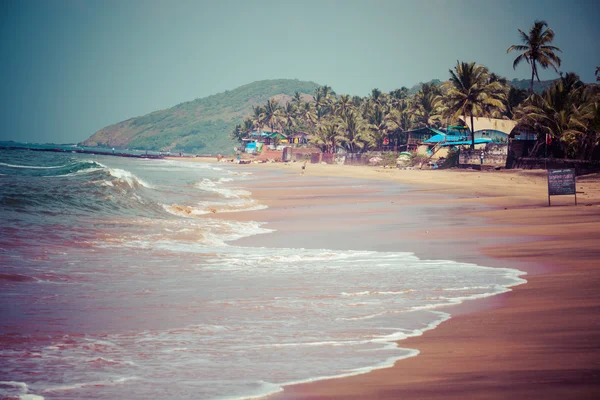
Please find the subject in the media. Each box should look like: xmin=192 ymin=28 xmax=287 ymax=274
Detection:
xmin=505 ymin=87 xmax=528 ymax=120
xmin=334 ymin=94 xmax=354 ymax=117
xmin=370 ymin=88 xmax=383 ymax=105
xmin=366 ymin=105 xmax=389 ymax=149
xmin=386 ymin=98 xmax=412 ymax=133
xmin=339 ymin=110 xmax=368 ymax=153
xmin=292 ymin=91 xmax=303 ymax=108
xmin=412 ymin=83 xmax=443 ymax=128
xmin=280 ymin=103 xmax=297 ymax=136
xmin=516 ymin=73 xmax=598 ymax=159
xmin=260 ymin=99 xmax=282 ymax=133
xmin=252 ymin=105 xmax=264 ymax=130
xmin=230 ymin=124 xmax=244 ymax=143
xmin=507 ymin=20 xmax=562 ymax=93
xmin=313 ymin=121 xmax=341 ymax=154
xmin=243 ymin=118 xmax=254 ymax=135
xmin=445 ymin=61 xmax=506 ymax=149
xmin=314 ymin=85 xmax=335 ymax=121
xmin=389 ymin=87 xmax=409 ymax=103
xmin=299 ymin=102 xmax=318 ymax=130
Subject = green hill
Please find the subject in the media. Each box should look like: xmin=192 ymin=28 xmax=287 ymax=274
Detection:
xmin=509 ymin=78 xmax=556 ymax=93
xmin=408 ymin=78 xmax=554 ymax=94
xmin=82 ymin=79 xmax=320 ymax=155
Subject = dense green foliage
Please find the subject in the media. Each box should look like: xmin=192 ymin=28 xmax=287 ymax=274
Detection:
xmin=516 ymin=73 xmax=600 ymax=160
xmin=82 ymin=79 xmax=320 ymax=154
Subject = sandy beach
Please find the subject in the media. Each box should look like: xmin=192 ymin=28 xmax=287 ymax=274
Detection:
xmin=175 ymin=158 xmax=600 ymax=399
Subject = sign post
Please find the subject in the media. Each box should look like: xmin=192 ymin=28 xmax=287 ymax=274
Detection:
xmin=547 ymin=168 xmax=577 ymax=206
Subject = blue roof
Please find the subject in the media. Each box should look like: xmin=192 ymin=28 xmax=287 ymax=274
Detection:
xmin=439 ymin=138 xmax=492 ymax=147
xmin=424 ymin=133 xmax=470 ymax=144
xmin=423 ymin=134 xmax=445 ymax=143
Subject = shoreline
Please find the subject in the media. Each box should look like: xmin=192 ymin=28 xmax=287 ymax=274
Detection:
xmin=175 ymin=158 xmax=600 ymax=398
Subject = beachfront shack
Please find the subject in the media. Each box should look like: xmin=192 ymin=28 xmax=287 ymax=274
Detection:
xmin=419 ymin=125 xmax=484 ymax=157
xmin=242 ymin=130 xmax=289 ymax=152
xmin=404 ymin=127 xmax=441 ymax=152
xmin=287 ymin=131 xmax=311 ymax=145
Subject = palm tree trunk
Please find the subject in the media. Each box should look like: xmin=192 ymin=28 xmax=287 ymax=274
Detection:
xmin=470 ymin=114 xmax=475 ymax=150
xmin=530 ymin=63 xmax=535 ymax=93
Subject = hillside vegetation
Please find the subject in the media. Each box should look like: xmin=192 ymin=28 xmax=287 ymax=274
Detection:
xmin=82 ymin=76 xmax=557 ymax=155
xmin=82 ymin=79 xmax=320 ymax=154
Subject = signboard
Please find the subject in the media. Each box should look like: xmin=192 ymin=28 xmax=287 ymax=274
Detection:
xmin=547 ymin=168 xmax=577 ymax=206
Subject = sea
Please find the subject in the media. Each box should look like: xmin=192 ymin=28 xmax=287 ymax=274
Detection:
xmin=0 ymin=147 xmax=527 ymax=400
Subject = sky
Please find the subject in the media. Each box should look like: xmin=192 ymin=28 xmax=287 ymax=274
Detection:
xmin=1 ymin=0 xmax=599 ymax=144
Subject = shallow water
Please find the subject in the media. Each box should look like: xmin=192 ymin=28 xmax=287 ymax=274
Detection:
xmin=0 ymin=149 xmax=526 ymax=400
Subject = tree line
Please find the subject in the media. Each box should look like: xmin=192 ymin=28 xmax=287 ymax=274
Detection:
xmin=232 ymin=21 xmax=599 ymax=160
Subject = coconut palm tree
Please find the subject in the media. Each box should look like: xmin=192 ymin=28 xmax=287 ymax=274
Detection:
xmin=390 ymin=87 xmax=409 ymax=103
xmin=507 ymin=20 xmax=562 ymax=93
xmin=280 ymin=103 xmax=297 ymax=135
xmin=230 ymin=124 xmax=244 ymax=143
xmin=351 ymin=95 xmax=363 ymax=108
xmin=252 ymin=105 xmax=264 ymax=130
xmin=260 ymin=99 xmax=283 ymax=133
xmin=444 ymin=61 xmax=506 ymax=149
xmin=292 ymin=91 xmax=303 ymax=108
xmin=505 ymin=87 xmax=528 ymax=120
xmin=242 ymin=118 xmax=254 ymax=135
xmin=370 ymin=88 xmax=383 ymax=105
xmin=515 ymin=73 xmax=598 ymax=159
xmin=412 ymin=83 xmax=443 ymax=128
xmin=338 ymin=110 xmax=368 ymax=153
xmin=386 ymin=98 xmax=412 ymax=133
xmin=314 ymin=85 xmax=335 ymax=121
xmin=366 ymin=104 xmax=390 ymax=149
xmin=299 ymin=102 xmax=318 ymax=130
xmin=334 ymin=94 xmax=354 ymax=117
xmin=312 ymin=121 xmax=341 ymax=154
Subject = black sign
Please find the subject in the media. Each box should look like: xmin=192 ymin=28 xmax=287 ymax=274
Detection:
xmin=548 ymin=168 xmax=576 ymax=196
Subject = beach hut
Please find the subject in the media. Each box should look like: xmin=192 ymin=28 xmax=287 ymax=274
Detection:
xmin=287 ymin=131 xmax=311 ymax=145
xmin=404 ymin=127 xmax=443 ymax=152
xmin=474 ymin=129 xmax=509 ymax=143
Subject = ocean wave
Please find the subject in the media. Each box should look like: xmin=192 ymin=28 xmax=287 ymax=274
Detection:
xmin=340 ymin=290 xmax=414 ymax=297
xmin=0 ymin=162 xmax=69 ymax=169
xmin=41 ymin=376 xmax=139 ymax=394
xmin=163 ymin=200 xmax=267 ymax=217
xmin=106 ymin=167 xmax=154 ymax=189
xmin=195 ymin=178 xmax=251 ymax=198
xmin=1 ymin=159 xmax=105 ymax=178
xmin=0 ymin=381 xmax=44 ymax=400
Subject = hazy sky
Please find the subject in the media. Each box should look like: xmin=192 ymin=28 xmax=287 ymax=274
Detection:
xmin=1 ymin=0 xmax=598 ymax=143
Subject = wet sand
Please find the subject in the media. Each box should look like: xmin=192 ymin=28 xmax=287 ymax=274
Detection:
xmin=175 ymin=158 xmax=600 ymax=399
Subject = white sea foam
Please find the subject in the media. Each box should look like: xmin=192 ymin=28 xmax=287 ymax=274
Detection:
xmin=163 ymin=200 xmax=267 ymax=217
xmin=196 ymin=178 xmax=251 ymax=198
xmin=107 ymin=167 xmax=154 ymax=188
xmin=0 ymin=381 xmax=44 ymax=400
xmin=41 ymin=377 xmax=140 ymax=393
xmin=0 ymin=162 xmax=68 ymax=169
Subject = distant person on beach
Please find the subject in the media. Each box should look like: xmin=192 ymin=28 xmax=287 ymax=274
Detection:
xmin=480 ymin=151 xmax=485 ymax=165
xmin=301 ymin=161 xmax=307 ymax=175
